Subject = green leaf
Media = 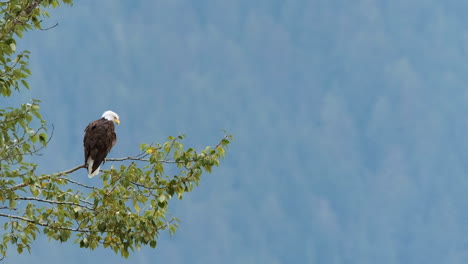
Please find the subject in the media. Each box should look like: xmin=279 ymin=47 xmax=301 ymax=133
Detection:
xmin=204 ymin=165 xmax=212 ymax=173
xmin=169 ymin=225 xmax=177 ymax=236
xmin=140 ymin=143 xmax=148 ymax=150
xmin=221 ymin=138 xmax=230 ymax=146
xmin=31 ymin=186 xmax=39 ymax=197
xmin=21 ymin=80 xmax=29 ymax=89
xmin=39 ymin=133 xmax=47 ymax=145
xmin=150 ymin=240 xmax=156 ymax=248
xmin=30 ymin=135 xmax=38 ymax=143
xmin=158 ymin=194 xmax=166 ymax=203
xmin=9 ymin=198 xmax=16 ymax=209
xmin=98 ymin=223 xmax=106 ymax=232
xmin=216 ymin=146 xmax=225 ymax=158
xmin=163 ymin=142 xmax=171 ymax=153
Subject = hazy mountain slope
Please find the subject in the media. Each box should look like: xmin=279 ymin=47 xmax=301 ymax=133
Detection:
xmin=7 ymin=0 xmax=468 ymax=263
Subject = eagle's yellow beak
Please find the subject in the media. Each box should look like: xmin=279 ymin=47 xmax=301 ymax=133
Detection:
xmin=114 ymin=119 xmax=120 ymax=125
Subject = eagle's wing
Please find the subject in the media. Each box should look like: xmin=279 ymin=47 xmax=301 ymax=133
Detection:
xmin=84 ymin=119 xmax=116 ymax=174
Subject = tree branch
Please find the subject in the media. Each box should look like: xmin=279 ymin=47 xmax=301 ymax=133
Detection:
xmin=38 ymin=22 xmax=58 ymax=31
xmin=16 ymin=197 xmax=93 ymax=210
xmin=55 ymin=164 xmax=86 ymax=176
xmin=4 ymin=164 xmax=85 ymax=192
xmin=0 ymin=212 xmax=90 ymax=233
xmin=105 ymin=156 xmax=149 ymax=162
xmin=0 ymin=0 xmax=44 ymax=41
xmin=4 ymin=135 xmax=229 ymax=192
xmin=63 ymin=178 xmax=97 ymax=190
xmin=0 ymin=213 xmax=178 ymax=235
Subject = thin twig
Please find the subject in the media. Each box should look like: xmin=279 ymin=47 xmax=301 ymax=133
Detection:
xmin=16 ymin=197 xmax=93 ymax=210
xmin=105 ymin=157 xmax=149 ymax=162
xmin=55 ymin=164 xmax=86 ymax=176
xmin=129 ymin=180 xmax=165 ymax=190
xmin=5 ymin=164 xmax=85 ymax=192
xmin=0 ymin=212 xmax=90 ymax=233
xmin=39 ymin=22 xmax=58 ymax=31
xmin=0 ymin=0 xmax=44 ymax=41
xmin=63 ymin=178 xmax=98 ymax=190
xmin=105 ymin=156 xmax=180 ymax=164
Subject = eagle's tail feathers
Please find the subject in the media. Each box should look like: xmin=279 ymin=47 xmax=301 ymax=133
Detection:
xmin=87 ymin=157 xmax=101 ymax=178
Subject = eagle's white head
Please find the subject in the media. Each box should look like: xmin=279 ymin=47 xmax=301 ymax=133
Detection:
xmin=102 ymin=110 xmax=120 ymax=125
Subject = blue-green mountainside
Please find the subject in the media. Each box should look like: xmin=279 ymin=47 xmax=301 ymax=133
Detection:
xmin=6 ymin=0 xmax=468 ymax=263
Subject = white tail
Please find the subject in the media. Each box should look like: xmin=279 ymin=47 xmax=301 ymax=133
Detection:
xmin=87 ymin=157 xmax=101 ymax=178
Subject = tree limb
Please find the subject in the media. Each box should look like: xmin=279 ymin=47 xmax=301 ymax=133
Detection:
xmin=0 ymin=0 xmax=44 ymax=41
xmin=4 ymin=154 xmax=180 ymax=192
xmin=15 ymin=197 xmax=93 ymax=210
xmin=0 ymin=212 xmax=89 ymax=233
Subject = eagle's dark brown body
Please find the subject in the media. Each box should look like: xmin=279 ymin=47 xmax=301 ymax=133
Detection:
xmin=83 ymin=118 xmax=117 ymax=176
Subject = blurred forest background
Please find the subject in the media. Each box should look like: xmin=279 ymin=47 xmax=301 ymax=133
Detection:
xmin=5 ymin=0 xmax=468 ymax=263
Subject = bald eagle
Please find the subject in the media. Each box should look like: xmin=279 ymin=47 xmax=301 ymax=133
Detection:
xmin=83 ymin=110 xmax=120 ymax=178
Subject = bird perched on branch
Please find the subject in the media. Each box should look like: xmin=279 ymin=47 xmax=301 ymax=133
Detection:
xmin=83 ymin=110 xmax=120 ymax=178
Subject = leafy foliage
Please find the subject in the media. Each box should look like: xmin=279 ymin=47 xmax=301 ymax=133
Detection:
xmin=0 ymin=0 xmax=72 ymax=97
xmin=1 ymin=134 xmax=231 ymax=258
xmin=0 ymin=0 xmax=231 ymax=260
